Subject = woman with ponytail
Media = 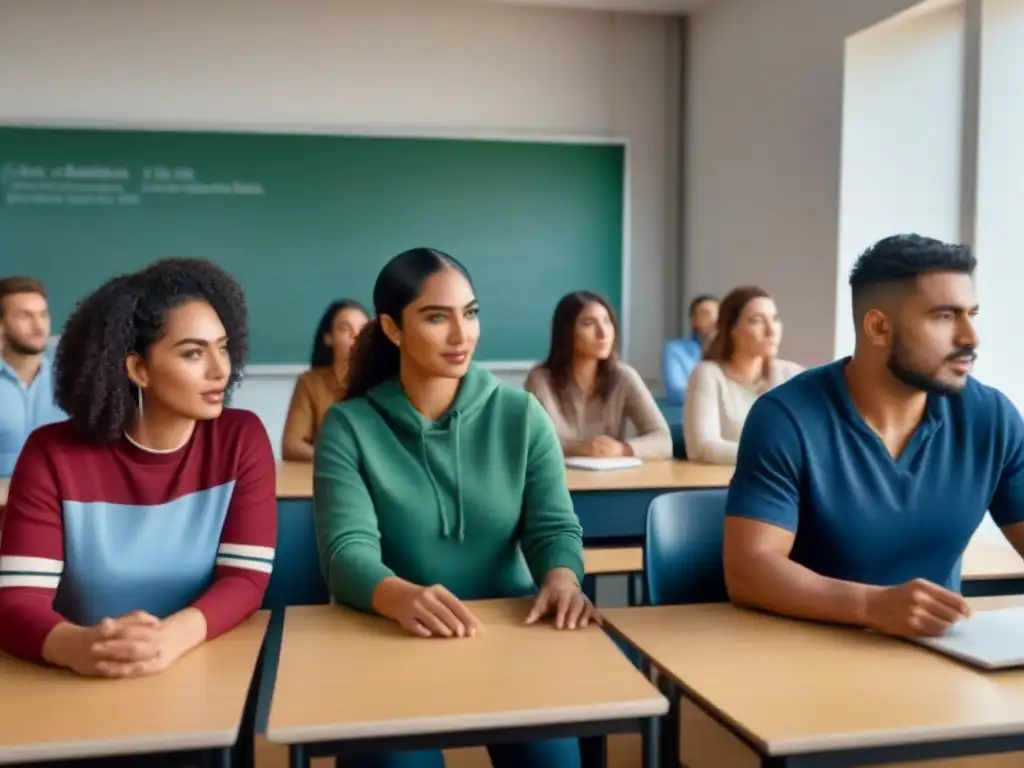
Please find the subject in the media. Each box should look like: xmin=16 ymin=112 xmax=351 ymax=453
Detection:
xmin=0 ymin=258 xmax=276 ymax=677
xmin=314 ymin=247 xmax=592 ymax=768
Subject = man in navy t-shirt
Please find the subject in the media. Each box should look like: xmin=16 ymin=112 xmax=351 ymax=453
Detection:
xmin=725 ymin=234 xmax=1024 ymax=638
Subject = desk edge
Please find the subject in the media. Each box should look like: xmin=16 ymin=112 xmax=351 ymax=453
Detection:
xmin=266 ymin=696 xmax=668 ymax=746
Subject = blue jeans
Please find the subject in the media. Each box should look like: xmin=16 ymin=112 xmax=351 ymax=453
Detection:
xmin=341 ymin=737 xmax=581 ymax=767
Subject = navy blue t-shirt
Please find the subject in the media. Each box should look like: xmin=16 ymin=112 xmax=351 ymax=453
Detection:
xmin=726 ymin=359 xmax=1024 ymax=591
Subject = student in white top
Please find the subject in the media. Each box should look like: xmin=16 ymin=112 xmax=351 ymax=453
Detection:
xmin=683 ymin=286 xmax=803 ymax=464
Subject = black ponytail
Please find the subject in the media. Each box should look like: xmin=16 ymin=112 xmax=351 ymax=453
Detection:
xmin=344 ymin=319 xmax=400 ymax=400
xmin=342 ymin=247 xmax=473 ymax=400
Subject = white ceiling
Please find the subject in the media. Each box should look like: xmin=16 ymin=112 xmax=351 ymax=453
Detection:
xmin=461 ymin=0 xmax=709 ymax=15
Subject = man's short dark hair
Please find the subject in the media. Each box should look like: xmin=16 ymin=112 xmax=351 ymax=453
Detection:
xmin=849 ymin=234 xmax=976 ymax=322
xmin=0 ymin=276 xmax=46 ymax=318
xmin=688 ymin=294 xmax=717 ymax=317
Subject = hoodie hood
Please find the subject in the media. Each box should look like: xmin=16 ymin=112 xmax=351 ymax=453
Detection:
xmin=365 ymin=364 xmax=499 ymax=542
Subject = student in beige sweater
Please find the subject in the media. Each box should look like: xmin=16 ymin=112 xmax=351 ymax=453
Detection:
xmin=683 ymin=286 xmax=803 ymax=464
xmin=525 ymin=291 xmax=672 ymax=460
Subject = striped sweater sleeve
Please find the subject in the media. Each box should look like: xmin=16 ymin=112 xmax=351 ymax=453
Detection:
xmin=0 ymin=432 xmax=68 ymax=662
xmin=191 ymin=413 xmax=277 ymax=639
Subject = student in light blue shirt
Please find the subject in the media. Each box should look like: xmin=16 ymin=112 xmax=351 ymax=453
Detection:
xmin=662 ymin=293 xmax=718 ymax=406
xmin=0 ymin=277 xmax=66 ymax=477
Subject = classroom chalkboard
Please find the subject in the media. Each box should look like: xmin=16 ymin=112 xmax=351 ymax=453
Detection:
xmin=0 ymin=127 xmax=625 ymax=365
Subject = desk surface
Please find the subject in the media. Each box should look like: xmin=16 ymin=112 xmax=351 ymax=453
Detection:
xmin=276 ymin=459 xmax=733 ymax=498
xmin=584 ymin=547 xmax=643 ymax=575
xmin=962 ymin=539 xmax=1024 ymax=580
xmin=602 ymin=602 xmax=1024 ymax=757
xmin=0 ymin=612 xmax=268 ymax=764
xmin=267 ymin=599 xmax=667 ymax=745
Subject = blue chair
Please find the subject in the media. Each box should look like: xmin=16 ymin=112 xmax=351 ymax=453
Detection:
xmin=644 ymin=488 xmax=729 ymax=606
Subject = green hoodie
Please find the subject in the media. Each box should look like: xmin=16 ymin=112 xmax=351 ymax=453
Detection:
xmin=313 ymin=364 xmax=585 ymax=613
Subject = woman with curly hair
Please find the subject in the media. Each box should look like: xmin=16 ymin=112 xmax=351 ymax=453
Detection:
xmin=0 ymin=258 xmax=276 ymax=677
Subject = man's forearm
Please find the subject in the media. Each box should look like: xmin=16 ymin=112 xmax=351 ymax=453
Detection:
xmin=727 ymin=551 xmax=881 ymax=627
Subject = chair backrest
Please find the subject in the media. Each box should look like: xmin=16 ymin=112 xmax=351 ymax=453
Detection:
xmin=644 ymin=488 xmax=729 ymax=605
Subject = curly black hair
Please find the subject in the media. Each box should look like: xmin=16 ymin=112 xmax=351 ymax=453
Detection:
xmin=54 ymin=257 xmax=249 ymax=443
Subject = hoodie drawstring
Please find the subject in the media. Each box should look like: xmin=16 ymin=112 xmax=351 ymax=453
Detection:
xmin=420 ymin=410 xmax=465 ymax=542
xmin=452 ymin=411 xmax=465 ymax=542
xmin=420 ymin=435 xmax=450 ymax=538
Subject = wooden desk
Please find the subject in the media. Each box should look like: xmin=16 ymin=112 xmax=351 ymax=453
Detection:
xmin=276 ymin=459 xmax=733 ymax=498
xmin=266 ymin=600 xmax=667 ymax=767
xmin=276 ymin=461 xmax=312 ymax=499
xmin=0 ymin=612 xmax=269 ymax=765
xmin=603 ymin=602 xmax=1024 ymax=767
xmin=566 ymin=460 xmax=732 ymax=492
xmin=962 ymin=539 xmax=1024 ymax=581
xmin=584 ymin=547 xmax=643 ymax=576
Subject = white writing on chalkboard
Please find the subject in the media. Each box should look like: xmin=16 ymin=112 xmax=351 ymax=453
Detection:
xmin=0 ymin=163 xmax=266 ymax=207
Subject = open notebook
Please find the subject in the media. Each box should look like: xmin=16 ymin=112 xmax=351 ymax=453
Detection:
xmin=563 ymin=456 xmax=643 ymax=471
xmin=910 ymin=607 xmax=1024 ymax=670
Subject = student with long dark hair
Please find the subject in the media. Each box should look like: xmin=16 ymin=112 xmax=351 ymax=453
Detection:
xmin=314 ymin=247 xmax=592 ymax=768
xmin=525 ymin=290 xmax=671 ymax=459
xmin=684 ymin=286 xmax=803 ymax=464
xmin=0 ymin=258 xmax=276 ymax=675
xmin=281 ymin=299 xmax=368 ymax=461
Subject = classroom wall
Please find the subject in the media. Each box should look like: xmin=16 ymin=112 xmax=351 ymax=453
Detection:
xmin=682 ymin=0 xmax=931 ymax=366
xmin=834 ymin=3 xmax=967 ymax=357
xmin=972 ymin=0 xmax=1024 ymax=409
xmin=0 ymin=0 xmax=681 ymax=454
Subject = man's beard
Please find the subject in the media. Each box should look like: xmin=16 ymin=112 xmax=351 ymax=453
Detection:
xmin=886 ymin=330 xmax=974 ymax=396
xmin=2 ymin=335 xmax=47 ymax=356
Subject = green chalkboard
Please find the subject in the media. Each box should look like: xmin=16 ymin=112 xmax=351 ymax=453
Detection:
xmin=0 ymin=127 xmax=624 ymax=364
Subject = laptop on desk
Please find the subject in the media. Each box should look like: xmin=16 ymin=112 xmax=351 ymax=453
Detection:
xmin=910 ymin=607 xmax=1024 ymax=670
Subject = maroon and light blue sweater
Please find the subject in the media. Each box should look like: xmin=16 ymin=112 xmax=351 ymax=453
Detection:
xmin=0 ymin=409 xmax=277 ymax=662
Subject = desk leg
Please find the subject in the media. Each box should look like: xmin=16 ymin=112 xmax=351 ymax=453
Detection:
xmin=289 ymin=744 xmax=309 ymax=768
xmin=641 ymin=715 xmax=660 ymax=768
xmin=628 ymin=573 xmax=644 ymax=606
xmin=659 ymin=680 xmax=681 ymax=768
xmin=580 ymin=735 xmax=607 ymax=768
xmin=215 ymin=747 xmax=233 ymax=768
xmin=583 ymin=574 xmax=598 ymax=604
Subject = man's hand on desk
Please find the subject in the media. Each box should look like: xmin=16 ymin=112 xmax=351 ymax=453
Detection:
xmin=864 ymin=578 xmax=972 ymax=637
xmin=43 ymin=611 xmax=185 ymax=677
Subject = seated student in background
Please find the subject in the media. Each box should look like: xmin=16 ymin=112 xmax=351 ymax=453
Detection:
xmin=525 ymin=290 xmax=672 ymax=460
xmin=683 ymin=286 xmax=803 ymax=464
xmin=0 ymin=277 xmax=66 ymax=477
xmin=315 ymin=248 xmax=593 ymax=768
xmin=281 ymin=299 xmax=368 ymax=461
xmin=724 ymin=234 xmax=1024 ymax=638
xmin=662 ymin=293 xmax=719 ymax=406
xmin=0 ymin=258 xmax=276 ymax=675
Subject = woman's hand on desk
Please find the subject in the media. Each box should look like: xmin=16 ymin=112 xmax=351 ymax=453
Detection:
xmin=578 ymin=436 xmax=631 ymax=459
xmin=44 ymin=611 xmax=162 ymax=677
xmin=376 ymin=579 xmax=483 ymax=638
xmin=44 ymin=611 xmax=190 ymax=677
xmin=526 ymin=568 xmax=599 ymax=630
xmin=865 ymin=578 xmax=972 ymax=637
